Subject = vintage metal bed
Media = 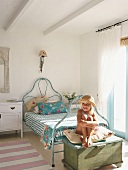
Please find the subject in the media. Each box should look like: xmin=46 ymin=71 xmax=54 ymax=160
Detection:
xmin=22 ymin=78 xmax=79 ymax=167
xmin=22 ymin=78 xmax=123 ymax=168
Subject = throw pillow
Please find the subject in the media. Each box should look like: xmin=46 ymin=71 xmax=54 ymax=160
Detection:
xmin=25 ymin=95 xmax=49 ymax=112
xmin=38 ymin=100 xmax=67 ymax=115
xmin=63 ymin=127 xmax=114 ymax=144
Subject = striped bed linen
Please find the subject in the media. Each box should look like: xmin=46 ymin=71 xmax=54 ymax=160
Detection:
xmin=24 ymin=112 xmax=77 ymax=136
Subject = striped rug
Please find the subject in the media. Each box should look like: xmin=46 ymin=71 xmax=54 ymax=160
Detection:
xmin=0 ymin=140 xmax=53 ymax=170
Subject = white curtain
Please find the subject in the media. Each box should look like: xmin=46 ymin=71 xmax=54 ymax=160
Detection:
xmin=97 ymin=25 xmax=121 ymax=107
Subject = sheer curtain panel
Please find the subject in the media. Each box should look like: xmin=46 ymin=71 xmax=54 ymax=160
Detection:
xmin=97 ymin=26 xmax=121 ymax=107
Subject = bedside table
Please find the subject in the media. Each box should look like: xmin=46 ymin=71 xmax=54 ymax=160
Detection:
xmin=0 ymin=101 xmax=23 ymax=138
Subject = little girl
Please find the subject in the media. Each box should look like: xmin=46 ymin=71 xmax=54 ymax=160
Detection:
xmin=76 ymin=95 xmax=99 ymax=148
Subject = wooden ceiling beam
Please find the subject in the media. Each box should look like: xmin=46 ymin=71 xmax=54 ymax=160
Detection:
xmin=5 ymin=0 xmax=35 ymax=31
xmin=44 ymin=0 xmax=105 ymax=35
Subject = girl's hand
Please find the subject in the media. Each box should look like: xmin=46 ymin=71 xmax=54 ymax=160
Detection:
xmin=79 ymin=121 xmax=96 ymax=128
xmin=78 ymin=122 xmax=86 ymax=127
xmin=79 ymin=121 xmax=91 ymax=128
xmin=81 ymin=120 xmax=99 ymax=126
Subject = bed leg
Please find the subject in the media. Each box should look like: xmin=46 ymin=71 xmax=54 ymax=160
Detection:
xmin=52 ymin=152 xmax=55 ymax=167
xmin=52 ymin=138 xmax=55 ymax=167
xmin=52 ymin=164 xmax=55 ymax=167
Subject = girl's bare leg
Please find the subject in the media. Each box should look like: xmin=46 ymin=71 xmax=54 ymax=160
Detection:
xmin=81 ymin=127 xmax=88 ymax=148
xmin=76 ymin=125 xmax=82 ymax=135
xmin=87 ymin=130 xmax=95 ymax=147
xmin=86 ymin=116 xmax=94 ymax=147
xmin=76 ymin=125 xmax=88 ymax=147
xmin=76 ymin=116 xmax=95 ymax=148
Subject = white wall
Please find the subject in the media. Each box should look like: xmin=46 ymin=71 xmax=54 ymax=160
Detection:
xmin=121 ymin=22 xmax=128 ymax=37
xmin=80 ymin=31 xmax=98 ymax=102
xmin=0 ymin=28 xmax=80 ymax=102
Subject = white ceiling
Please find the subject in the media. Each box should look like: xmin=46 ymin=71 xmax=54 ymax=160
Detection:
xmin=0 ymin=0 xmax=128 ymax=35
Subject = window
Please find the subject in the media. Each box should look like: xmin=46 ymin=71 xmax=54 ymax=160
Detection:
xmin=108 ymin=46 xmax=128 ymax=139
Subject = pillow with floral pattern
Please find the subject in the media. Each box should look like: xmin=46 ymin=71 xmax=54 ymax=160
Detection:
xmin=38 ymin=101 xmax=67 ymax=115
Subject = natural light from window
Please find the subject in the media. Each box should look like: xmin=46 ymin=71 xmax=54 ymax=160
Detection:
xmin=114 ymin=46 xmax=126 ymax=132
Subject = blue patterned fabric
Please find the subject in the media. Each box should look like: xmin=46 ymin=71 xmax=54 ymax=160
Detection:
xmin=38 ymin=101 xmax=67 ymax=115
xmin=40 ymin=113 xmax=77 ymax=150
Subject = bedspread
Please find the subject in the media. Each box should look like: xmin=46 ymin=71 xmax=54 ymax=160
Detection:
xmin=40 ymin=114 xmax=77 ymax=150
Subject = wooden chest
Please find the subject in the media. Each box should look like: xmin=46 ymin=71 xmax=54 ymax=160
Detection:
xmin=62 ymin=136 xmax=123 ymax=170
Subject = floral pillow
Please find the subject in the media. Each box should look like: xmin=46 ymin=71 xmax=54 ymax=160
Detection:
xmin=38 ymin=101 xmax=67 ymax=115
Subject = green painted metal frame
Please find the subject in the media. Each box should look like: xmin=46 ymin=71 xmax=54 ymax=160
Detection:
xmin=22 ymin=77 xmax=62 ymax=102
xmin=22 ymin=77 xmax=65 ymax=167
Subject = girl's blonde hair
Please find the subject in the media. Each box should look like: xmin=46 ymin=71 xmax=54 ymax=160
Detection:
xmin=79 ymin=95 xmax=95 ymax=115
xmin=79 ymin=95 xmax=96 ymax=106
